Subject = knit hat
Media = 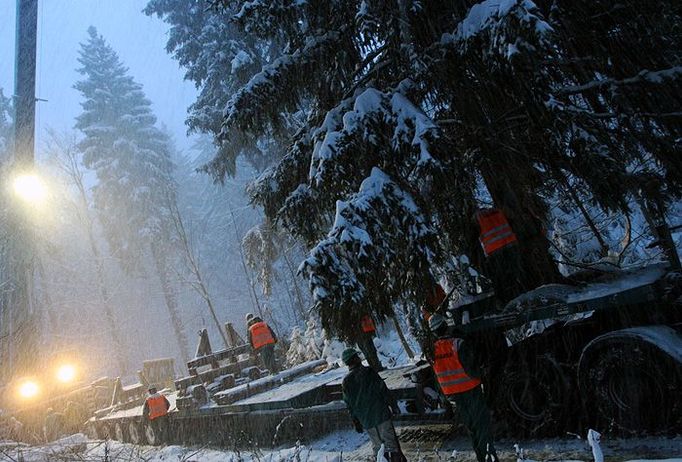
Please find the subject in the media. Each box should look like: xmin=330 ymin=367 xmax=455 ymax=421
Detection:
xmin=342 ymin=348 xmax=359 ymax=365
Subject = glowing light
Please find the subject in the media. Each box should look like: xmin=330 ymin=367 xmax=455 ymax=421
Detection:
xmin=12 ymin=174 xmax=47 ymax=203
xmin=18 ymin=380 xmax=39 ymax=399
xmin=56 ymin=364 xmax=76 ymax=383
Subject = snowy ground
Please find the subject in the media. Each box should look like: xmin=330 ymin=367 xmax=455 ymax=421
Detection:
xmin=1 ymin=428 xmax=679 ymax=461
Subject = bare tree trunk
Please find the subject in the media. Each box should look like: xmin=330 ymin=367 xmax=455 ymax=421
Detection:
xmin=49 ymin=132 xmax=128 ymax=374
xmin=480 ymin=168 xmax=563 ymax=291
xmin=151 ymin=242 xmax=190 ymax=366
xmin=228 ymin=208 xmax=263 ymax=318
xmin=282 ymin=250 xmax=307 ymax=321
xmin=87 ymin=221 xmax=128 ymax=374
xmin=391 ymin=315 xmax=415 ymax=359
xmin=560 ymin=174 xmax=609 ymax=256
xmin=169 ymin=199 xmax=228 ymax=348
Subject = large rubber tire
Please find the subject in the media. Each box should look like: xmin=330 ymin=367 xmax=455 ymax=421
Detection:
xmin=580 ymin=341 xmax=681 ymax=434
xmin=144 ymin=422 xmax=162 ymax=446
xmin=494 ymin=354 xmax=570 ymax=436
xmin=96 ymin=422 xmax=112 ymax=440
xmin=84 ymin=421 xmax=99 ymax=440
xmin=128 ymin=422 xmax=143 ymax=445
xmin=114 ymin=422 xmax=126 ymax=442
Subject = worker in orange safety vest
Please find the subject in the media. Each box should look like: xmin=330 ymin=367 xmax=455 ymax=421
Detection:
xmin=428 ymin=314 xmax=498 ymax=462
xmin=475 ymin=208 xmax=524 ymax=303
xmin=246 ymin=313 xmax=279 ymax=373
xmin=356 ymin=314 xmax=383 ymax=371
xmin=143 ymin=386 xmax=170 ymax=443
xmin=423 ymin=282 xmax=446 ymax=321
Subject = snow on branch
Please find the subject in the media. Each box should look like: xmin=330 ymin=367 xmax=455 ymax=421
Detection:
xmin=555 ymin=66 xmax=682 ymax=96
xmin=309 ymin=85 xmax=442 ymax=188
xmin=223 ymin=30 xmax=342 ymax=132
xmin=299 ymin=167 xmax=437 ymax=337
xmin=440 ymin=0 xmax=552 ymax=60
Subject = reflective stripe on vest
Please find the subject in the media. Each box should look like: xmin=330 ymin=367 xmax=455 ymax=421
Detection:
xmin=432 ymin=338 xmax=481 ymax=395
xmin=249 ymin=321 xmax=276 ymax=349
xmin=361 ymin=315 xmax=376 ymax=333
xmin=146 ymin=394 xmax=168 ymax=421
xmin=476 ymin=209 xmax=518 ymax=257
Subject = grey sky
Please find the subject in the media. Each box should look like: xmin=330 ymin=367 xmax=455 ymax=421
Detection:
xmin=0 ymin=0 xmax=198 ymax=152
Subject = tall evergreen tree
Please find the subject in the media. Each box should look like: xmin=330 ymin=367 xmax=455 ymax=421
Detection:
xmin=74 ymin=26 xmax=189 ymax=363
xmin=148 ymin=1 xmax=681 ymax=340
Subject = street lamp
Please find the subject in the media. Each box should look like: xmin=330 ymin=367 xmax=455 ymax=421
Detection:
xmin=12 ymin=172 xmax=46 ymax=203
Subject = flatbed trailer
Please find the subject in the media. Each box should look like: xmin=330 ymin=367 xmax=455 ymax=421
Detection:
xmin=88 ymin=362 xmax=445 ymax=446
xmin=88 ymin=264 xmax=681 ymax=446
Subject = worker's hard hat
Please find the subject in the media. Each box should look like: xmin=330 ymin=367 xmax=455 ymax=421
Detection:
xmin=245 ymin=313 xmax=254 ymax=322
xmin=342 ymin=348 xmax=359 ymax=365
xmin=428 ymin=313 xmax=446 ymax=332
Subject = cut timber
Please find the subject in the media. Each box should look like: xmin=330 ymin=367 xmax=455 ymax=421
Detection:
xmin=213 ymin=360 xmax=326 ymax=405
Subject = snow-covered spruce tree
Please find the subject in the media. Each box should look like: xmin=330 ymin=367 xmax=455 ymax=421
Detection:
xmin=74 ymin=26 xmax=190 ymax=363
xmin=205 ymin=1 xmax=507 ymax=339
xmin=539 ymin=0 xmax=682 ymax=255
xmin=155 ymin=1 xmax=679 ymax=339
xmin=242 ymin=219 xmax=310 ymax=324
xmin=144 ymin=0 xmax=289 ymax=176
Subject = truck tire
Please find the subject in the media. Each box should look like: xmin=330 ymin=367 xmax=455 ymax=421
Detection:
xmin=494 ymin=353 xmax=570 ymax=436
xmin=128 ymin=421 xmax=143 ymax=445
xmin=579 ymin=327 xmax=682 ymax=434
xmin=144 ymin=422 xmax=162 ymax=446
xmin=114 ymin=422 xmax=126 ymax=442
xmin=96 ymin=422 xmax=111 ymax=440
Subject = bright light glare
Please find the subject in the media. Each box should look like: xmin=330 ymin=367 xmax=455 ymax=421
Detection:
xmin=12 ymin=174 xmax=47 ymax=203
xmin=56 ymin=364 xmax=77 ymax=383
xmin=18 ymin=381 xmax=39 ymax=399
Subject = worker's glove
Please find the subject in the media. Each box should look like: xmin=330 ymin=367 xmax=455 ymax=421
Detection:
xmin=353 ymin=419 xmax=363 ymax=433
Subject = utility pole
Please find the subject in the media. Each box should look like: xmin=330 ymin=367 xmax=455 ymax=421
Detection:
xmin=14 ymin=0 xmax=38 ymax=169
xmin=3 ymin=0 xmax=39 ymax=376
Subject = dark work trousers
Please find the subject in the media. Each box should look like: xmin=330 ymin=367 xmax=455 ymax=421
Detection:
xmin=357 ymin=332 xmax=383 ymax=371
xmin=150 ymin=415 xmax=169 ymax=444
xmin=449 ymin=386 xmax=498 ymax=462
xmin=485 ymin=244 xmax=524 ymax=304
xmin=258 ymin=344 xmax=278 ymax=373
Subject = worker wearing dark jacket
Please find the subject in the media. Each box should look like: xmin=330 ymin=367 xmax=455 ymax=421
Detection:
xmin=143 ymin=387 xmax=170 ymax=443
xmin=341 ymin=348 xmax=406 ymax=462
xmin=428 ymin=314 xmax=498 ymax=462
xmin=246 ymin=313 xmax=279 ymax=373
xmin=357 ymin=314 xmax=383 ymax=371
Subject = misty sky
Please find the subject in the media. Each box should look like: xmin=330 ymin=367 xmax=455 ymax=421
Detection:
xmin=0 ymin=0 xmax=198 ymax=152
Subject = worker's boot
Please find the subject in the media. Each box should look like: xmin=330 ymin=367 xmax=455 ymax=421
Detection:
xmin=388 ymin=451 xmax=407 ymax=462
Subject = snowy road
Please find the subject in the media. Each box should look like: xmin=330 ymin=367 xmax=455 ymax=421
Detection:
xmin=1 ymin=428 xmax=679 ymax=461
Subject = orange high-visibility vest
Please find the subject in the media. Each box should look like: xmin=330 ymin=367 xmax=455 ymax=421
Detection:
xmin=432 ymin=338 xmax=481 ymax=396
xmin=476 ymin=209 xmax=518 ymax=257
xmin=360 ymin=315 xmax=376 ymax=333
xmin=146 ymin=394 xmax=168 ymax=421
xmin=249 ymin=321 xmax=276 ymax=349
